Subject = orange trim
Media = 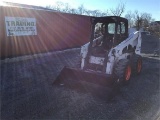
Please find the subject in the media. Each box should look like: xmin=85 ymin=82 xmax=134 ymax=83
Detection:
xmin=125 ymin=65 xmax=131 ymax=81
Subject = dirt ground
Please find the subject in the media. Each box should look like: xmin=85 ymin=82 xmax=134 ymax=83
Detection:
xmin=1 ymin=35 xmax=160 ymax=120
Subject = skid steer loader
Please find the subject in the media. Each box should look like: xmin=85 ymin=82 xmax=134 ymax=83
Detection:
xmin=53 ymin=16 xmax=142 ymax=92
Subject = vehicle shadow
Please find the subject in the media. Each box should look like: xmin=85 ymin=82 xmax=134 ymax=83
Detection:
xmin=53 ymin=56 xmax=160 ymax=104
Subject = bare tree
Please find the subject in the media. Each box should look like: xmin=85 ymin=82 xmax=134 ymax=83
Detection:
xmin=62 ymin=3 xmax=71 ymax=13
xmin=84 ymin=10 xmax=108 ymax=17
xmin=45 ymin=2 xmax=110 ymax=17
xmin=92 ymin=10 xmax=101 ymax=17
xmin=133 ymin=10 xmax=145 ymax=30
xmin=55 ymin=1 xmax=64 ymax=11
xmin=46 ymin=5 xmax=53 ymax=10
xmin=110 ymin=2 xmax=126 ymax=16
xmin=46 ymin=1 xmax=64 ymax=11
xmin=70 ymin=8 xmax=78 ymax=14
xmin=77 ymin=4 xmax=86 ymax=15
xmin=125 ymin=11 xmax=134 ymax=28
xmin=101 ymin=10 xmax=109 ymax=16
xmin=142 ymin=13 xmax=152 ymax=28
xmin=83 ymin=10 xmax=91 ymax=16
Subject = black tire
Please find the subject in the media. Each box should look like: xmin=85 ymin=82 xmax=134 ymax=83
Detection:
xmin=108 ymin=59 xmax=131 ymax=100
xmin=131 ymin=54 xmax=142 ymax=75
xmin=113 ymin=59 xmax=132 ymax=85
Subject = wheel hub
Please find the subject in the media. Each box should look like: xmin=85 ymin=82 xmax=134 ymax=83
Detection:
xmin=125 ymin=65 xmax=131 ymax=81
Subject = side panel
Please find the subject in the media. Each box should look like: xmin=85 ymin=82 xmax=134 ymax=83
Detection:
xmin=135 ymin=32 xmax=142 ymax=54
xmin=105 ymin=31 xmax=141 ymax=74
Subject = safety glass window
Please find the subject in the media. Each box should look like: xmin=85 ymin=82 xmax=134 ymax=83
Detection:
xmin=108 ymin=23 xmax=115 ymax=34
xmin=121 ymin=22 xmax=125 ymax=34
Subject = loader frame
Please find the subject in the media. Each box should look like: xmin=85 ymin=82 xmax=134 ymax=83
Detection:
xmin=54 ymin=16 xmax=142 ymax=89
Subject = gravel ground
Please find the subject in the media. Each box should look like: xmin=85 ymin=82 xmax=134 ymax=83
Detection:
xmin=1 ymin=35 xmax=160 ymax=120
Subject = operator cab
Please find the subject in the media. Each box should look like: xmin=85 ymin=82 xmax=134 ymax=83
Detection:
xmin=90 ymin=16 xmax=128 ymax=56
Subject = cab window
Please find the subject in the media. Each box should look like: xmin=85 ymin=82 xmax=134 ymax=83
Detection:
xmin=121 ymin=22 xmax=125 ymax=34
xmin=108 ymin=23 xmax=115 ymax=34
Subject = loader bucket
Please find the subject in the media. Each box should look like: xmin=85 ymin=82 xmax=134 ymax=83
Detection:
xmin=53 ymin=66 xmax=113 ymax=87
xmin=53 ymin=66 xmax=120 ymax=101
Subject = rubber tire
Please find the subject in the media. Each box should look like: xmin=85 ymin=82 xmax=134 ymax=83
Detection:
xmin=108 ymin=59 xmax=131 ymax=101
xmin=131 ymin=54 xmax=142 ymax=75
xmin=113 ymin=59 xmax=132 ymax=85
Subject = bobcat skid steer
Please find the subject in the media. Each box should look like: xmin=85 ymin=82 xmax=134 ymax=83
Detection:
xmin=53 ymin=16 xmax=142 ymax=91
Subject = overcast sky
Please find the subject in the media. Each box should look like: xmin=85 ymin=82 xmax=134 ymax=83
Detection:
xmin=1 ymin=0 xmax=160 ymax=20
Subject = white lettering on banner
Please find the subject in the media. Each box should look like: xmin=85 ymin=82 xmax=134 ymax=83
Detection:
xmin=5 ymin=17 xmax=37 ymax=36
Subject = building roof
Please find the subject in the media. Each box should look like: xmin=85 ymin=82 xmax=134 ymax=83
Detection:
xmin=2 ymin=1 xmax=53 ymax=11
